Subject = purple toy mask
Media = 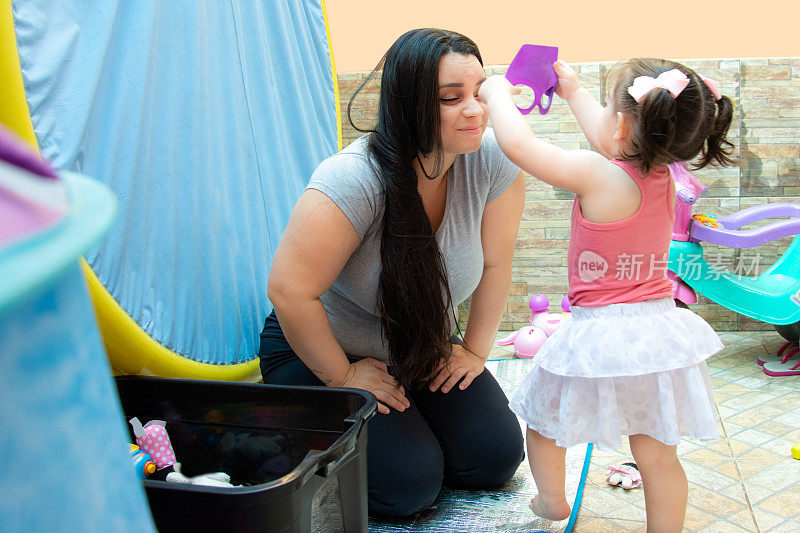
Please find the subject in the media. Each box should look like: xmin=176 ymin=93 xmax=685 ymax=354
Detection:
xmin=505 ymin=45 xmax=559 ymax=115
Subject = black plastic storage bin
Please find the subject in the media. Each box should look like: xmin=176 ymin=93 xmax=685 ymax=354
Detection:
xmin=115 ymin=376 xmax=377 ymax=533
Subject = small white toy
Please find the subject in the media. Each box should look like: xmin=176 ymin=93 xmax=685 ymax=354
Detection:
xmin=166 ymin=463 xmax=235 ymax=488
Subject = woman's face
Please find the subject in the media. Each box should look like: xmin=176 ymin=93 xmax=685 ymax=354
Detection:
xmin=436 ymin=53 xmax=487 ymax=157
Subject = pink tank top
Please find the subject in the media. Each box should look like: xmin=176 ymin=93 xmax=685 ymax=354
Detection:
xmin=567 ymin=160 xmax=675 ymax=307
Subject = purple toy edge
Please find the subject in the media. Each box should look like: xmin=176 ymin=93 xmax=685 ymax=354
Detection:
xmin=0 ymin=125 xmax=57 ymax=179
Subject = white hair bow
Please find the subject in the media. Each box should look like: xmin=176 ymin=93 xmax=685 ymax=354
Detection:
xmin=627 ymin=69 xmax=690 ymax=103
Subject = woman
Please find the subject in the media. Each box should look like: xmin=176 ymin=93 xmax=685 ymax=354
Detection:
xmin=260 ymin=28 xmax=525 ymax=516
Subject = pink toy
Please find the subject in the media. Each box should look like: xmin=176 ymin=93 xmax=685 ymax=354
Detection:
xmin=496 ymin=295 xmax=571 ymax=358
xmin=606 ymin=462 xmax=642 ymax=490
xmin=129 ymin=417 xmax=177 ymax=470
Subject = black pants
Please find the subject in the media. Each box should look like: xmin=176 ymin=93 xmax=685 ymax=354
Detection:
xmin=259 ymin=311 xmax=524 ymax=516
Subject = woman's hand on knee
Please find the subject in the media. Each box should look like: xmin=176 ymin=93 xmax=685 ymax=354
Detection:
xmin=428 ymin=344 xmax=486 ymax=393
xmin=342 ymin=357 xmax=410 ymax=415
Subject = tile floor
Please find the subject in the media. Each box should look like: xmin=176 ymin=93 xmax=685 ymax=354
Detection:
xmin=489 ymin=330 xmax=800 ymax=532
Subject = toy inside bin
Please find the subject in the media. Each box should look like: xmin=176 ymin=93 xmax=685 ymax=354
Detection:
xmin=115 ymin=376 xmax=377 ymax=533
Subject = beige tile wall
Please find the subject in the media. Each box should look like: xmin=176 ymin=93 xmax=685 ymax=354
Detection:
xmin=336 ymin=58 xmax=800 ymax=332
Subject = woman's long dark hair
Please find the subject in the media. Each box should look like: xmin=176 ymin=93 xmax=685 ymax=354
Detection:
xmin=346 ymin=28 xmax=482 ymax=389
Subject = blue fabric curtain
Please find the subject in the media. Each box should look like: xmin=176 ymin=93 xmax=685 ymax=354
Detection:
xmin=13 ymin=0 xmax=339 ymax=364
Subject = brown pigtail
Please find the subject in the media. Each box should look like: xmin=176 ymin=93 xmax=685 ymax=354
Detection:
xmin=634 ymin=88 xmax=679 ymax=174
xmin=695 ymin=94 xmax=735 ymax=169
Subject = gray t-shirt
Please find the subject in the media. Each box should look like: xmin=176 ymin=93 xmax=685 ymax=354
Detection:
xmin=306 ymin=128 xmax=519 ymax=362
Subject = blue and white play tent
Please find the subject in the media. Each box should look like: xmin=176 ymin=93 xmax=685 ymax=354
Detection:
xmin=1 ymin=0 xmax=341 ymax=528
xmin=4 ymin=0 xmax=341 ymax=380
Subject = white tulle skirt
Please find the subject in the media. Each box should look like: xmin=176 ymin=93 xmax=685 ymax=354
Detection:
xmin=509 ymin=297 xmax=723 ymax=450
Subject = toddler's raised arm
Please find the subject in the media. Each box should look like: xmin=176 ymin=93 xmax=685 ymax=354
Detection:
xmin=479 ymin=74 xmax=611 ymax=197
xmin=553 ymin=61 xmax=612 ymax=159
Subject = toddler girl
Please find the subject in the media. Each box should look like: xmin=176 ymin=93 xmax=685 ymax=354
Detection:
xmin=479 ymin=58 xmax=735 ymax=531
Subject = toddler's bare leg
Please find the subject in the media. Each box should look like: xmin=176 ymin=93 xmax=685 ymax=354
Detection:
xmin=527 ymin=427 xmax=571 ymax=520
xmin=629 ymin=434 xmax=687 ymax=532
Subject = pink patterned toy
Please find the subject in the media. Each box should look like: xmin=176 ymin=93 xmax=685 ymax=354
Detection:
xmin=129 ymin=417 xmax=177 ymax=470
xmin=496 ymin=295 xmax=571 ymax=358
xmin=606 ymin=462 xmax=641 ymax=490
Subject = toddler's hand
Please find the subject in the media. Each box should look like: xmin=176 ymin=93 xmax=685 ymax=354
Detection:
xmin=478 ymin=75 xmax=518 ymax=105
xmin=554 ymin=60 xmax=581 ymax=100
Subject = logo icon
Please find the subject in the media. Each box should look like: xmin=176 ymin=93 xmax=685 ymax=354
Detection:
xmin=578 ymin=250 xmax=608 ymax=283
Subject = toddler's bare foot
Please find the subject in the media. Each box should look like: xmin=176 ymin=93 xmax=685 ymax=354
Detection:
xmin=529 ymin=494 xmax=571 ymax=521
